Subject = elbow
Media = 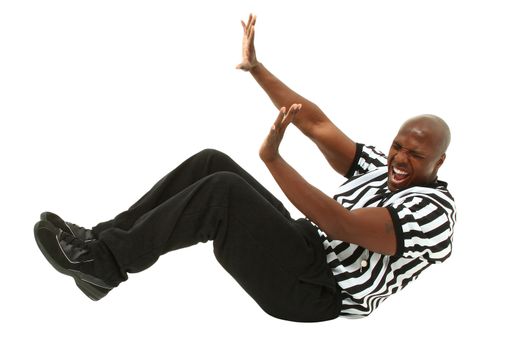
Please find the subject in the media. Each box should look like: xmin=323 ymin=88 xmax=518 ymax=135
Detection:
xmin=297 ymin=106 xmax=329 ymax=137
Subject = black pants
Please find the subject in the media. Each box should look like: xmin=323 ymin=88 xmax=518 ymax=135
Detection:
xmin=92 ymin=149 xmax=342 ymax=322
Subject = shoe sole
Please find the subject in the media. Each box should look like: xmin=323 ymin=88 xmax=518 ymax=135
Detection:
xmin=74 ymin=279 xmax=109 ymax=301
xmin=34 ymin=220 xmax=114 ymax=295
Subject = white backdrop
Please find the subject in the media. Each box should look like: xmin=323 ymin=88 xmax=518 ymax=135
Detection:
xmin=1 ymin=0 xmax=523 ymax=349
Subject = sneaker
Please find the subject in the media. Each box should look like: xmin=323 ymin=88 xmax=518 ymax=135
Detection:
xmin=40 ymin=211 xmax=96 ymax=241
xmin=34 ymin=220 xmax=119 ymax=299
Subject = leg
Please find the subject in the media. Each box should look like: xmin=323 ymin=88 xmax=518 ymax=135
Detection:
xmin=92 ymin=149 xmax=291 ymax=235
xmin=98 ymin=172 xmax=341 ymax=321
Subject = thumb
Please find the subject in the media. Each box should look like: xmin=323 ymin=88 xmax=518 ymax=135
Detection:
xmin=273 ymin=107 xmax=286 ymax=126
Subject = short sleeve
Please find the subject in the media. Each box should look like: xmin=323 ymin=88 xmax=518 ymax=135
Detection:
xmin=345 ymin=144 xmax=388 ymax=178
xmin=386 ymin=195 xmax=453 ymax=262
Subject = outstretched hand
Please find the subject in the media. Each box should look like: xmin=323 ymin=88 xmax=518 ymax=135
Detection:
xmin=236 ymin=14 xmax=259 ymax=71
xmin=259 ymin=104 xmax=302 ymax=163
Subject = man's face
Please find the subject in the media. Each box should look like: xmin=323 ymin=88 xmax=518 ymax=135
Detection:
xmin=387 ymin=121 xmax=445 ymax=192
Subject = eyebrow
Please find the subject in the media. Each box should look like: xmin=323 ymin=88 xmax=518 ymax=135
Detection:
xmin=392 ymin=141 xmax=426 ymax=157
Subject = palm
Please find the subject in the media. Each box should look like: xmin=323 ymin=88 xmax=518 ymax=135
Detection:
xmin=260 ymin=104 xmax=302 ymax=162
xmin=237 ymin=14 xmax=258 ymax=71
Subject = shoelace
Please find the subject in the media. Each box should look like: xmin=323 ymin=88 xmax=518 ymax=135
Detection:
xmin=65 ymin=222 xmax=95 ymax=242
xmin=67 ymin=222 xmax=91 ymax=234
xmin=59 ymin=229 xmax=95 ymax=262
xmin=60 ymin=229 xmax=88 ymax=250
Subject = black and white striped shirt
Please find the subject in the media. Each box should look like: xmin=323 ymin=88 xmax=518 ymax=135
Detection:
xmin=316 ymin=143 xmax=456 ymax=318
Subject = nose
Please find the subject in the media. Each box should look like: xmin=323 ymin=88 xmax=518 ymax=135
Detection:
xmin=393 ymin=149 xmax=409 ymax=164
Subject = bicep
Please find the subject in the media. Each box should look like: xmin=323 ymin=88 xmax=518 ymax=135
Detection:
xmin=336 ymin=207 xmax=397 ymax=256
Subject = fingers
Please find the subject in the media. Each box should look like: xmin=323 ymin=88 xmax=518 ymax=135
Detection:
xmin=249 ymin=26 xmax=254 ymax=40
xmin=272 ymin=107 xmax=286 ymax=130
xmin=272 ymin=104 xmax=302 ymax=131
xmin=245 ymin=14 xmax=256 ymax=37
xmin=247 ymin=13 xmax=256 ymax=29
xmin=282 ymin=103 xmax=302 ymax=127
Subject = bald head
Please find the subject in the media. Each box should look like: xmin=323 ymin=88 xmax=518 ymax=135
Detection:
xmin=387 ymin=114 xmax=451 ymax=191
xmin=400 ymin=114 xmax=451 ymax=156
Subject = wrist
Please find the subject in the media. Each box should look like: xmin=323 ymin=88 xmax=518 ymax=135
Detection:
xmin=262 ymin=153 xmax=282 ymax=166
xmin=249 ymin=61 xmax=262 ymax=73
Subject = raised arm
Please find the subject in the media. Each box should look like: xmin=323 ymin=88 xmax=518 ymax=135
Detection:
xmin=237 ymin=14 xmax=357 ymax=176
xmin=259 ymin=105 xmax=396 ymax=255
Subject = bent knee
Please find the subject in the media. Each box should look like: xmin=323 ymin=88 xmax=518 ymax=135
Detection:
xmin=194 ymin=148 xmax=239 ymax=171
xmin=208 ymin=171 xmax=244 ymax=185
xmin=196 ymin=148 xmax=230 ymax=161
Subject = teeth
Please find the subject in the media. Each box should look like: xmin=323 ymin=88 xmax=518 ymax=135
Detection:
xmin=393 ymin=167 xmax=408 ymax=175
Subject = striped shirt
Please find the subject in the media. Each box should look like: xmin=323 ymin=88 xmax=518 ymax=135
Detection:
xmin=316 ymin=143 xmax=456 ymax=318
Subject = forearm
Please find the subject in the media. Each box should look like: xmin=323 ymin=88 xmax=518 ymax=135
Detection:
xmin=251 ymin=64 xmax=356 ymax=175
xmin=263 ymin=155 xmax=396 ymax=255
xmin=250 ymin=63 xmax=327 ymax=135
xmin=263 ymin=155 xmax=353 ymax=242
xmin=264 ymin=155 xmax=337 ymax=225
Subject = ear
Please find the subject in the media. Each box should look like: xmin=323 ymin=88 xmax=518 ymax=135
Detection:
xmin=434 ymin=153 xmax=446 ymax=172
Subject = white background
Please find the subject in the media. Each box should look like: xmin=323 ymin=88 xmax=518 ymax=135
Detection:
xmin=1 ymin=0 xmax=524 ymax=349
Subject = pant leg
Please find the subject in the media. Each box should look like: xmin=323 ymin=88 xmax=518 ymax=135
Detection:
xmin=98 ymin=171 xmax=341 ymax=322
xmin=91 ymin=149 xmax=290 ymax=235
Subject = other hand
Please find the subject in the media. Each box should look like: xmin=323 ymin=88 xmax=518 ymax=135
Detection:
xmin=236 ymin=14 xmax=259 ymax=71
xmin=259 ymin=104 xmax=302 ymax=163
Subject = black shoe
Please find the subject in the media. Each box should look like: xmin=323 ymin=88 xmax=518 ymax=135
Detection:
xmin=40 ymin=211 xmax=96 ymax=241
xmin=34 ymin=220 xmax=118 ymax=299
xmin=39 ymin=212 xmax=111 ymax=300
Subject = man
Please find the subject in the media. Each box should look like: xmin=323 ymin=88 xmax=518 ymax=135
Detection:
xmin=34 ymin=14 xmax=456 ymax=321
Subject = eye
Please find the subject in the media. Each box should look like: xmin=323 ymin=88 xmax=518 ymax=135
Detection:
xmin=392 ymin=142 xmax=401 ymax=150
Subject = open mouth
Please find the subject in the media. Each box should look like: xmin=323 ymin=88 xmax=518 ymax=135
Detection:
xmin=389 ymin=166 xmax=410 ymax=188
